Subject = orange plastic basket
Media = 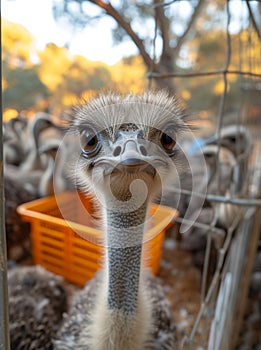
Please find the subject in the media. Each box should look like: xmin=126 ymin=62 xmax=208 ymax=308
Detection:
xmin=17 ymin=191 xmax=177 ymax=286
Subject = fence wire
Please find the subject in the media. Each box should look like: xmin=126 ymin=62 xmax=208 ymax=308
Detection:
xmin=148 ymin=0 xmax=261 ymax=348
xmin=1 ymin=1 xmax=261 ymax=350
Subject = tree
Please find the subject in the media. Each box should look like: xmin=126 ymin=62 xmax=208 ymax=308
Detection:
xmin=3 ymin=62 xmax=50 ymax=111
xmin=38 ymin=43 xmax=73 ymax=93
xmin=54 ymin=54 xmax=112 ymax=107
xmin=52 ymin=0 xmax=205 ymax=93
xmin=109 ymin=55 xmax=147 ymax=94
xmin=2 ymin=18 xmax=146 ymax=113
xmin=2 ymin=19 xmax=35 ymax=67
xmin=2 ymin=19 xmax=50 ymax=111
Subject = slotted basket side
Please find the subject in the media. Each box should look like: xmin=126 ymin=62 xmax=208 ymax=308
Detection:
xmin=17 ymin=191 xmax=177 ymax=286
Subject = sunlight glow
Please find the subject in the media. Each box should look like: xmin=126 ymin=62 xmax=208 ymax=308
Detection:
xmin=2 ymin=0 xmax=137 ymax=65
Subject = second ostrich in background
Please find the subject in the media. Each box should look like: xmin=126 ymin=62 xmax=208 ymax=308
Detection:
xmin=8 ymin=265 xmax=68 ymax=350
xmin=54 ymin=91 xmax=189 ymax=350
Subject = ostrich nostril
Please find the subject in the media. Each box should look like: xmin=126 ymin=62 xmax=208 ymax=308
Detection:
xmin=113 ymin=146 xmax=122 ymax=157
xmin=139 ymin=145 xmax=147 ymax=156
xmin=137 ymin=130 xmax=144 ymax=139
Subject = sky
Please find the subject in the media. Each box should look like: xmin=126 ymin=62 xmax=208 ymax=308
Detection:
xmin=2 ymin=0 xmax=138 ymax=65
xmin=2 ymin=0 xmax=257 ymax=65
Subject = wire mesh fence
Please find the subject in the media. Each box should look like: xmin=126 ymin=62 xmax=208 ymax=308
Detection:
xmin=146 ymin=0 xmax=261 ymax=348
xmin=1 ymin=1 xmax=261 ymax=349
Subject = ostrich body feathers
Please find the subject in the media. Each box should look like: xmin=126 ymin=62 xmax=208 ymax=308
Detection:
xmin=54 ymin=271 xmax=176 ymax=350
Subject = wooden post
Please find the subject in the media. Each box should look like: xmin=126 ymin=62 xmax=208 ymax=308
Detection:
xmin=231 ymin=206 xmax=261 ymax=348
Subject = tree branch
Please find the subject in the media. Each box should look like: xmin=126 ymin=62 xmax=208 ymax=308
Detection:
xmin=87 ymin=0 xmax=157 ymax=71
xmin=246 ymin=0 xmax=261 ymax=42
xmin=87 ymin=0 xmax=177 ymax=91
xmin=154 ymin=0 xmax=173 ymax=69
xmin=174 ymin=0 xmax=205 ymax=54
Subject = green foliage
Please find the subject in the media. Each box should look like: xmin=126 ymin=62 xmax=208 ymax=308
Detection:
xmin=3 ymin=63 xmax=50 ymax=111
xmin=2 ymin=1 xmax=261 ymax=119
xmin=54 ymin=55 xmax=112 ymax=106
xmin=2 ymin=19 xmax=146 ymax=113
xmin=2 ymin=19 xmax=51 ymax=111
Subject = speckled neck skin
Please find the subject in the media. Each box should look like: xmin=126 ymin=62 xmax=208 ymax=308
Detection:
xmin=105 ymin=202 xmax=147 ymax=314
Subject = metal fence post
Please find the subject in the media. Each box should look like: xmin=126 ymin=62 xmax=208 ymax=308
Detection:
xmin=0 ymin=13 xmax=10 ymax=349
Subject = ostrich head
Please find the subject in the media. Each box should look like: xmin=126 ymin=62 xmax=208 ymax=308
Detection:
xmin=72 ymin=91 xmax=187 ymax=205
xmin=67 ymin=91 xmax=188 ymax=350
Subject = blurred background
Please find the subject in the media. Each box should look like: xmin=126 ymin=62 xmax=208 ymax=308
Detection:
xmin=2 ymin=1 xmax=261 ymax=349
xmin=2 ymin=0 xmax=260 ymax=127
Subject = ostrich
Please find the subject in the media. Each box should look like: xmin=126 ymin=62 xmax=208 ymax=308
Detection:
xmin=4 ymin=138 xmax=67 ymax=261
xmin=20 ymin=113 xmax=62 ymax=172
xmin=204 ymin=125 xmax=252 ymax=194
xmin=54 ymin=90 xmax=188 ymax=350
xmin=8 ymin=265 xmax=68 ymax=350
xmin=3 ymin=116 xmax=27 ymax=166
xmin=38 ymin=139 xmax=68 ymax=197
xmin=181 ymin=144 xmax=237 ymax=275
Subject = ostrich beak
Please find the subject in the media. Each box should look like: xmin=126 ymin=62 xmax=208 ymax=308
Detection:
xmin=119 ymin=139 xmax=146 ymax=164
xmin=98 ymin=130 xmax=166 ymax=176
xmin=120 ymin=158 xmax=147 ymax=166
xmin=109 ymin=129 xmax=148 ymax=170
xmin=114 ymin=139 xmax=151 ymax=174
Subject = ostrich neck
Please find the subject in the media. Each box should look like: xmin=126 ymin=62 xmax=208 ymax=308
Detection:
xmin=105 ymin=201 xmax=148 ymax=313
xmin=38 ymin=157 xmax=54 ymax=197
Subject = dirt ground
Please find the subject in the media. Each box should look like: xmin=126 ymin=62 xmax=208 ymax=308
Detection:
xmin=158 ymin=235 xmax=211 ymax=350
xmin=158 ymin=229 xmax=261 ymax=350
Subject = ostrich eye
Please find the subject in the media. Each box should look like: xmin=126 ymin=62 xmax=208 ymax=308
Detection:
xmin=80 ymin=127 xmax=101 ymax=157
xmin=161 ymin=132 xmax=176 ymax=152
